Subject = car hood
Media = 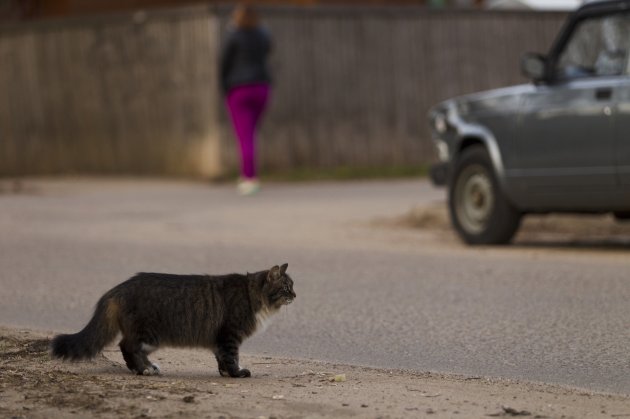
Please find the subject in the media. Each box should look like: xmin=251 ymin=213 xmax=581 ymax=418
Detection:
xmin=433 ymin=83 xmax=536 ymax=117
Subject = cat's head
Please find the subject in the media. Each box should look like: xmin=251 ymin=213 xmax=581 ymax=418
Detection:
xmin=264 ymin=263 xmax=296 ymax=308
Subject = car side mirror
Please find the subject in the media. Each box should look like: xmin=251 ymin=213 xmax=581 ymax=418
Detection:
xmin=521 ymin=53 xmax=548 ymax=82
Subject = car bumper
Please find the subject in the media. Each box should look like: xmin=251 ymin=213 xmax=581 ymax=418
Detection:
xmin=429 ymin=162 xmax=449 ymax=186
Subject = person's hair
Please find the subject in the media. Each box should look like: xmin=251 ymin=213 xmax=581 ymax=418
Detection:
xmin=232 ymin=4 xmax=260 ymax=29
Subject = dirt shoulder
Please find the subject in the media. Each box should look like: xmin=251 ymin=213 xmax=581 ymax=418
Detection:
xmin=1 ymin=328 xmax=628 ymax=419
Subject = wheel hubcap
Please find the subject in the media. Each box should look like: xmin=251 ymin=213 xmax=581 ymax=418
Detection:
xmin=454 ymin=165 xmax=494 ymax=234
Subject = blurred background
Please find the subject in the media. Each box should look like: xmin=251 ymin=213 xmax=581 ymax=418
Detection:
xmin=0 ymin=0 xmax=575 ymax=179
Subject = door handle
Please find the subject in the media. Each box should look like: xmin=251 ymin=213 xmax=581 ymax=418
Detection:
xmin=595 ymin=88 xmax=613 ymax=100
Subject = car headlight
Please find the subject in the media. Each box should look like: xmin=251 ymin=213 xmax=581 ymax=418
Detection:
xmin=434 ymin=113 xmax=448 ymax=134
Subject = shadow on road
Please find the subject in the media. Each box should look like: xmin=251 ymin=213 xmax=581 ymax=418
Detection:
xmin=511 ymin=239 xmax=630 ymax=251
xmin=397 ymin=204 xmax=630 ymax=252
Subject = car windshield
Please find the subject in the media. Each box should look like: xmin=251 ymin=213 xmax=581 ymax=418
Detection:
xmin=556 ymin=12 xmax=630 ymax=79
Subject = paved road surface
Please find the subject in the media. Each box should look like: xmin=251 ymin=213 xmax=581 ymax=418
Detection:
xmin=0 ymin=178 xmax=628 ymax=394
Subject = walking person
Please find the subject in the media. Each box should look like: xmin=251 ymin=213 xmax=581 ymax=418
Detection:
xmin=220 ymin=4 xmax=272 ymax=195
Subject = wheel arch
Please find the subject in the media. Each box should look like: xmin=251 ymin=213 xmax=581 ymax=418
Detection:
xmin=453 ymin=130 xmax=508 ymax=196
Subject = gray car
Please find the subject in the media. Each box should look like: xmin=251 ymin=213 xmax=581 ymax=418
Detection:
xmin=429 ymin=0 xmax=630 ymax=245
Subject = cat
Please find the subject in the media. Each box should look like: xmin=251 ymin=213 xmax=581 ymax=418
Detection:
xmin=51 ymin=263 xmax=295 ymax=378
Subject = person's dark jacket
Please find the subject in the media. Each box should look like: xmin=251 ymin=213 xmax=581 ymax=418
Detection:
xmin=220 ymin=26 xmax=272 ymax=94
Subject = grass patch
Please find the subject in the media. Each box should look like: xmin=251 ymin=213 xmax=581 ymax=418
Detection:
xmin=260 ymin=165 xmax=429 ymax=182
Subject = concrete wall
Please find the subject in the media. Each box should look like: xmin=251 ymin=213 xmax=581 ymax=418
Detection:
xmin=0 ymin=6 xmax=566 ymax=178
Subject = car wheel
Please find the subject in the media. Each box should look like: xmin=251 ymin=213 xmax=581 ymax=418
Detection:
xmin=448 ymin=146 xmax=521 ymax=245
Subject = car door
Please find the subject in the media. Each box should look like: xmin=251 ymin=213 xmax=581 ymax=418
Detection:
xmin=613 ymin=62 xmax=630 ymax=187
xmin=512 ymin=13 xmax=627 ymax=205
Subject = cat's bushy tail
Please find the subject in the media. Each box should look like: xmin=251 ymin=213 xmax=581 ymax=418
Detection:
xmin=51 ymin=295 xmax=120 ymax=361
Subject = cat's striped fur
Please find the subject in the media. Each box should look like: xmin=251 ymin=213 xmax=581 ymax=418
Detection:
xmin=51 ymin=264 xmax=295 ymax=377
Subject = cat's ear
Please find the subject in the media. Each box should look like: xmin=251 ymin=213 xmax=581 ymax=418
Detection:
xmin=268 ymin=265 xmax=281 ymax=283
xmin=280 ymin=263 xmax=288 ymax=275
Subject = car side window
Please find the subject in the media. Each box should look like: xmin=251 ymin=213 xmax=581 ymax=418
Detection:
xmin=556 ymin=14 xmax=630 ymax=80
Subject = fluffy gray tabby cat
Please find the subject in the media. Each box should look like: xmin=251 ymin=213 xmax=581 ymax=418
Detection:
xmin=51 ymin=264 xmax=296 ymax=377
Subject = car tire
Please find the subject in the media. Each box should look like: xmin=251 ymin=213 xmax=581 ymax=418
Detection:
xmin=448 ymin=146 xmax=521 ymax=245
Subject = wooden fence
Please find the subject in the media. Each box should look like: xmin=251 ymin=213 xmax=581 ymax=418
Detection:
xmin=0 ymin=6 xmax=566 ymax=177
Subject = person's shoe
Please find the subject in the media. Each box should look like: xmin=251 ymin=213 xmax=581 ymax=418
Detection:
xmin=237 ymin=178 xmax=260 ymax=196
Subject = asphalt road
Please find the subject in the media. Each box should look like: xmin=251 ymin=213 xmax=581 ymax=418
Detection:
xmin=0 ymin=178 xmax=628 ymax=394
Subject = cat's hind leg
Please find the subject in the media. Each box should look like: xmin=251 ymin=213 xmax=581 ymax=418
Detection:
xmin=119 ymin=338 xmax=160 ymax=376
xmin=139 ymin=342 xmax=160 ymax=375
xmin=216 ymin=338 xmax=250 ymax=378
xmin=119 ymin=338 xmax=140 ymax=373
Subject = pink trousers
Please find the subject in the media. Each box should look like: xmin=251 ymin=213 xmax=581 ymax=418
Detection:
xmin=226 ymin=84 xmax=271 ymax=179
